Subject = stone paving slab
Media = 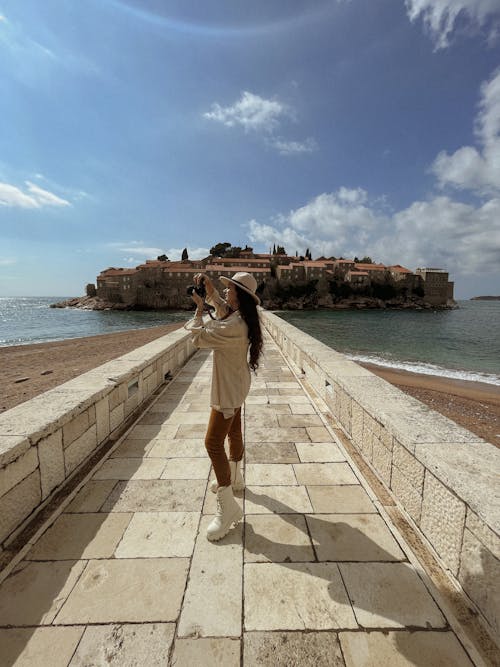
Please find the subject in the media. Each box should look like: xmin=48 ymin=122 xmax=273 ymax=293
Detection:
xmin=160 ymin=457 xmax=211 ymax=479
xmin=244 ymin=514 xmax=315 ymax=563
xmin=339 ymin=562 xmax=446 ymax=628
xmin=244 ymin=442 xmax=299 ymax=463
xmin=244 ymin=562 xmax=358 ymax=630
xmin=178 ymin=516 xmax=243 ymax=638
xmin=0 ymin=340 xmax=483 ymax=665
xmin=54 ymin=558 xmax=189 ymax=624
xmin=172 ymin=637 xmax=240 ymax=666
xmin=93 ymin=457 xmax=166 ymax=480
xmin=243 ymin=631 xmax=345 ymax=666
xmin=25 ymin=513 xmax=132 ymax=560
xmin=0 ymin=560 xmax=87 ymax=625
xmin=295 ymin=441 xmax=346 ymax=462
xmin=306 ymin=485 xmax=377 ymax=514
xmin=70 ymin=623 xmax=175 ymax=666
xmin=306 ymin=513 xmax=406 ymax=562
xmin=147 ymin=437 xmax=206 ymax=458
xmin=339 ymin=630 xmax=475 ymax=666
xmin=0 ymin=627 xmax=84 ymax=667
xmin=115 ymin=512 xmax=199 ymax=558
xmin=100 ymin=479 xmax=205 ymax=512
xmin=245 ymin=463 xmax=297 ymax=486
xmin=65 ymin=480 xmax=117 ymax=512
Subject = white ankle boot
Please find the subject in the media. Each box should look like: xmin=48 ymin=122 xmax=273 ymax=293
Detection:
xmin=206 ymin=485 xmax=243 ymax=541
xmin=210 ymin=460 xmax=245 ymax=494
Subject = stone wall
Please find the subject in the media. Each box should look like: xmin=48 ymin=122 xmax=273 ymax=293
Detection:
xmin=260 ymin=309 xmax=499 ymax=640
xmin=0 ymin=327 xmax=196 ymax=551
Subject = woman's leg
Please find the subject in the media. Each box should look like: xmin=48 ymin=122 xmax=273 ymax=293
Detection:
xmin=228 ymin=407 xmax=244 ymax=462
xmin=204 ymin=408 xmax=235 ymax=487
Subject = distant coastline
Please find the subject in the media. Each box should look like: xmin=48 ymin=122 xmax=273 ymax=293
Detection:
xmin=470 ymin=295 xmax=500 ymax=300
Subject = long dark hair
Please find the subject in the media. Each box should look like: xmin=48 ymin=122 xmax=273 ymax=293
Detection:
xmin=236 ymin=287 xmax=263 ymax=372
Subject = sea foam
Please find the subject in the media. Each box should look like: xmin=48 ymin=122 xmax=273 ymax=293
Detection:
xmin=348 ymin=354 xmax=500 ymax=387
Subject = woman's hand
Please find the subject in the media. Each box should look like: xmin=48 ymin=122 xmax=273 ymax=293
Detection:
xmin=194 ymin=273 xmax=214 ymax=297
xmin=191 ymin=290 xmax=204 ymax=313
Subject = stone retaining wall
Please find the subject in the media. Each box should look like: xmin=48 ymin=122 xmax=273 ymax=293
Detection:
xmin=261 ymin=309 xmax=499 ymax=640
xmin=0 ymin=327 xmax=196 ymax=551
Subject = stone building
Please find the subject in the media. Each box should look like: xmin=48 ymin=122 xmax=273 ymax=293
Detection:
xmin=415 ymin=268 xmax=455 ymax=305
xmin=96 ymin=268 xmax=138 ymax=304
xmin=94 ymin=252 xmax=453 ymax=309
xmin=346 ymin=270 xmax=370 ymax=286
xmin=333 ymin=259 xmax=356 ymax=278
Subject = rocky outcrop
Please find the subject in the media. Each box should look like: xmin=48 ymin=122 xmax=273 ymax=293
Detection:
xmin=260 ymin=294 xmax=450 ymax=311
xmin=52 ymin=293 xmax=454 ymax=312
xmin=50 ymin=296 xmax=132 ymax=311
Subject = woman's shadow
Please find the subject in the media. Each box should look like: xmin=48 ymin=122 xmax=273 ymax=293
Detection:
xmin=243 ymin=488 xmax=475 ymax=667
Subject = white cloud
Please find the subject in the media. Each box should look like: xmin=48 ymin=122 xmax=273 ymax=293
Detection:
xmin=247 ymin=187 xmax=500 ymax=275
xmin=270 ymin=137 xmax=318 ymax=155
xmin=0 ymin=180 xmax=71 ymax=208
xmin=431 ymin=68 xmax=500 ymax=193
xmin=204 ymin=91 xmax=287 ymax=133
xmin=0 ymin=257 xmax=17 ymax=266
xmin=203 ymin=90 xmax=317 ymax=156
xmin=117 ymin=246 xmax=164 ymax=257
xmin=405 ymin=0 xmax=500 ymax=49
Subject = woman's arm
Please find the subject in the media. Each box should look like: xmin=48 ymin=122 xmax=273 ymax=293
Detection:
xmin=194 ymin=273 xmax=230 ymax=319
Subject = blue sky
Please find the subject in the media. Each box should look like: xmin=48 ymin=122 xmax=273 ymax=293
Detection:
xmin=1 ymin=0 xmax=500 ymax=298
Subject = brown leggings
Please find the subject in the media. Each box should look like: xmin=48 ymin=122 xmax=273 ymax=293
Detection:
xmin=205 ymin=407 xmax=244 ymax=487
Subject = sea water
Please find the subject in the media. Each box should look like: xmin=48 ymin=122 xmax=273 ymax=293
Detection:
xmin=0 ymin=297 xmax=189 ymax=347
xmin=277 ymin=300 xmax=500 ymax=386
xmin=2 ymin=297 xmax=499 ymax=386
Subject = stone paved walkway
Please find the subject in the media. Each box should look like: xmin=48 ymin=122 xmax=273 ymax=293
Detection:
xmin=0 ymin=336 xmax=483 ymax=665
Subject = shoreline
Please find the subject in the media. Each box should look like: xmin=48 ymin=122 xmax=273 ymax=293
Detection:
xmin=0 ymin=323 xmax=185 ymax=414
xmin=1 ymin=327 xmax=499 ymax=448
xmin=359 ymin=362 xmax=500 ymax=448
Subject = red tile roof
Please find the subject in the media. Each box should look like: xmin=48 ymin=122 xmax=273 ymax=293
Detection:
xmin=354 ymin=263 xmax=386 ymax=270
xmin=206 ymin=264 xmax=271 ymax=273
xmin=100 ymin=268 xmax=137 ymax=276
xmin=389 ymin=265 xmax=413 ymax=273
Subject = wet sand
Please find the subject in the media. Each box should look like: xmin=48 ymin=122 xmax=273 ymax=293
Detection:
xmin=1 ymin=326 xmax=499 ymax=447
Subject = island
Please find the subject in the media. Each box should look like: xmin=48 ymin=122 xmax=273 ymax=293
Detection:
xmin=52 ymin=243 xmax=456 ymax=312
xmin=470 ymin=296 xmax=500 ymax=300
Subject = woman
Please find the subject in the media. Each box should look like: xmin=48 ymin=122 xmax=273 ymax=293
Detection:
xmin=185 ymin=271 xmax=263 ymax=541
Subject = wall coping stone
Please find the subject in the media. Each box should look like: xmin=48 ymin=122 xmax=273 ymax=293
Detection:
xmin=262 ymin=309 xmax=499 ymax=539
xmin=0 ymin=328 xmax=192 ymax=467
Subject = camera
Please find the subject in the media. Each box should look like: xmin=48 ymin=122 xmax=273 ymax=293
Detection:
xmin=186 ymin=278 xmax=206 ymax=299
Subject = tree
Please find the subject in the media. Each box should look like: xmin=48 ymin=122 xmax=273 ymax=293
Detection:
xmin=181 ymin=248 xmax=189 ymax=261
xmin=360 ymin=256 xmax=373 ymax=264
xmin=210 ymin=242 xmax=231 ymax=257
xmin=272 ymin=243 xmax=276 ymax=255
xmin=276 ymin=245 xmax=286 ymax=255
xmin=157 ymin=254 xmax=168 ymax=262
xmin=226 ymin=245 xmax=242 ymax=258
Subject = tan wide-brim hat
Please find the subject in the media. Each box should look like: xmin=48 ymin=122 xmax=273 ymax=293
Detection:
xmin=219 ymin=272 xmax=261 ymax=305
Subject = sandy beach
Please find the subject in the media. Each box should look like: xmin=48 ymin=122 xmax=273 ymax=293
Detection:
xmin=0 ymin=324 xmax=184 ymax=414
xmin=1 ymin=325 xmax=499 ymax=447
